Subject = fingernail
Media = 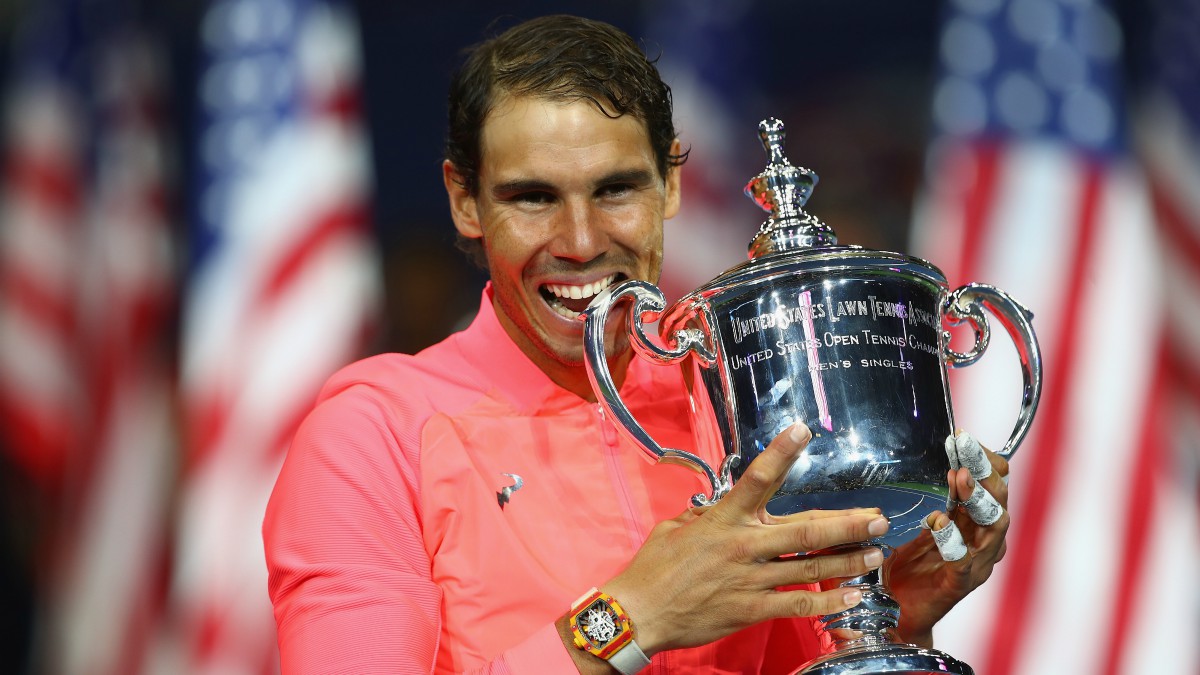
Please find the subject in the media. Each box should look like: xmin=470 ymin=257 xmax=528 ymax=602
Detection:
xmin=864 ymin=549 xmax=884 ymax=568
xmin=966 ymin=476 xmax=976 ymax=489
xmin=868 ymin=517 xmax=889 ymax=537
xmin=789 ymin=422 xmax=812 ymax=446
xmin=843 ymin=589 xmax=863 ymax=606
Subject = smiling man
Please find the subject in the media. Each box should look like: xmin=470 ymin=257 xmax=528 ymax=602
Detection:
xmin=263 ymin=15 xmax=1011 ymax=674
xmin=444 ymin=92 xmax=674 ymax=398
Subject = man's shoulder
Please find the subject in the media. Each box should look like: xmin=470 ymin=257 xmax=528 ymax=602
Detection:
xmin=315 ymin=332 xmax=487 ymax=416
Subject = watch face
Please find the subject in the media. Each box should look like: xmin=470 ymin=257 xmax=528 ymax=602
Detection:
xmin=571 ymin=591 xmax=633 ymax=658
xmin=579 ymin=600 xmax=620 ymax=647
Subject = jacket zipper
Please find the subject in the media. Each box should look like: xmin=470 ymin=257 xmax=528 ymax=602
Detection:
xmin=596 ymin=405 xmax=673 ymax=674
xmin=595 ymin=405 xmax=648 ymax=550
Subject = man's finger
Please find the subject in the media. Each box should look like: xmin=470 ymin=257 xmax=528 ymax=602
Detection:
xmin=757 ymin=546 xmax=884 ymax=588
xmin=926 ymin=513 xmax=967 ymax=562
xmin=989 ymin=448 xmax=1010 ymax=481
xmin=718 ymin=422 xmax=811 ymax=517
xmin=761 ymin=586 xmax=866 ymax=621
xmin=953 ymin=431 xmax=992 ymax=481
xmin=961 ymin=478 xmax=1004 ymax=526
xmin=944 ymin=434 xmax=961 ymax=471
xmin=767 ymin=507 xmax=883 ymax=526
xmin=756 ymin=512 xmax=889 ymax=559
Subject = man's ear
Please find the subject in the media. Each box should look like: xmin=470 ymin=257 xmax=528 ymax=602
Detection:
xmin=664 ymin=139 xmax=683 ymax=220
xmin=443 ymin=159 xmax=482 ymax=238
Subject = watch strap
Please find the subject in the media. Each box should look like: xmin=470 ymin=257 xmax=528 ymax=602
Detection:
xmin=607 ymin=636 xmax=650 ymax=675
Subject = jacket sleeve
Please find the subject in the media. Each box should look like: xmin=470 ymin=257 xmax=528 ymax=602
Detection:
xmin=262 ymin=384 xmax=578 ymax=674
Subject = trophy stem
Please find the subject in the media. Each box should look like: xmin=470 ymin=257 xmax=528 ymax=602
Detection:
xmin=798 ymin=544 xmax=974 ymax=675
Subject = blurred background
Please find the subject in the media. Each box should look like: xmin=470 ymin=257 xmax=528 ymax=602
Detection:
xmin=0 ymin=0 xmax=1196 ymax=673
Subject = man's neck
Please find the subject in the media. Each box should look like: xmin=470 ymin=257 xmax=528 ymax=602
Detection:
xmin=518 ymin=340 xmax=633 ymax=402
xmin=489 ymin=296 xmax=633 ymax=402
xmin=555 ymin=349 xmax=633 ymax=402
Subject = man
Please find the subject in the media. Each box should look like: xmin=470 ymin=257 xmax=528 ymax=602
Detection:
xmin=263 ymin=14 xmax=1009 ymax=674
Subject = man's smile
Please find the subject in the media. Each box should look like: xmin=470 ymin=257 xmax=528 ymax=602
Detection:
xmin=539 ymin=273 xmax=622 ymax=318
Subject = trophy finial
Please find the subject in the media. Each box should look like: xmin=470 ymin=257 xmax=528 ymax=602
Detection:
xmin=758 ymin=118 xmax=788 ymax=166
xmin=744 ymin=117 xmax=837 ymax=258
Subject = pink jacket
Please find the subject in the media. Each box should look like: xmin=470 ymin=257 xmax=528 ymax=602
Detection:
xmin=263 ymin=288 xmax=830 ymax=673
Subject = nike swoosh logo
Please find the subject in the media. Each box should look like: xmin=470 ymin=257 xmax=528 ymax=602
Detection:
xmin=497 ymin=473 xmax=524 ymax=509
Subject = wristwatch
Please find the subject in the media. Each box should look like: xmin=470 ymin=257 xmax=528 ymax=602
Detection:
xmin=568 ymin=588 xmax=651 ymax=674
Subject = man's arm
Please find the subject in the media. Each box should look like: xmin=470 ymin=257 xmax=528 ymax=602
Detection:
xmin=264 ymin=390 xmax=445 ymax=671
xmin=551 ymin=422 xmax=888 ymax=670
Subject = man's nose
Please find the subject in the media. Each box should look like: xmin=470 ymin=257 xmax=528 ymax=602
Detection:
xmin=548 ymin=201 xmax=608 ymax=262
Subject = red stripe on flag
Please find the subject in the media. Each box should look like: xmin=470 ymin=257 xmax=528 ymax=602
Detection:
xmin=0 ymin=392 xmax=74 ymax=485
xmin=311 ymin=83 xmax=362 ymax=121
xmin=1171 ymin=340 xmax=1200 ymax=406
xmin=111 ymin=538 xmax=171 ymax=675
xmin=257 ymin=203 xmax=368 ymax=306
xmin=185 ymin=205 xmax=368 ymax=471
xmin=957 ymin=141 xmax=1003 ymax=286
xmin=1166 ymin=353 xmax=1200 ymax=409
xmin=0 ymin=266 xmax=77 ymax=336
xmin=1099 ymin=335 xmax=1169 ymax=675
xmin=983 ymin=159 xmax=1104 ymax=675
xmin=189 ymin=599 xmax=279 ymax=673
xmin=3 ymin=154 xmax=82 ymax=214
xmin=1148 ymin=173 xmax=1200 ymax=272
xmin=185 ymin=392 xmax=230 ymax=471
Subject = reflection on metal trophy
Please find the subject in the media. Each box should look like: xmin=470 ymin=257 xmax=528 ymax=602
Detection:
xmin=582 ymin=119 xmax=1043 ymax=675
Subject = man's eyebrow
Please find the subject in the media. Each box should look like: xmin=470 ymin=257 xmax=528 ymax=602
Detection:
xmin=490 ymin=178 xmax=555 ymax=197
xmin=490 ymin=169 xmax=657 ymax=198
xmin=594 ymin=168 xmax=656 ymax=188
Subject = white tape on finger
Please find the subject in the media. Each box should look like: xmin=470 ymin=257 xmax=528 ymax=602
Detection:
xmin=955 ymin=432 xmax=993 ymax=481
xmin=929 ymin=519 xmax=967 ymax=562
xmin=962 ymin=481 xmax=1003 ymax=526
xmin=944 ymin=434 xmax=960 ymax=471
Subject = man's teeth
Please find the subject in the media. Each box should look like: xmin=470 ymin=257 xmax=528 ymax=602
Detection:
xmin=545 ymin=274 xmax=617 ymax=301
xmin=545 ymin=274 xmax=617 ymax=317
xmin=551 ymin=303 xmax=578 ymax=319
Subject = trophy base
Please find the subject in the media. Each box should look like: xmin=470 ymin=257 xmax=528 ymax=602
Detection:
xmin=798 ymin=642 xmax=974 ymax=675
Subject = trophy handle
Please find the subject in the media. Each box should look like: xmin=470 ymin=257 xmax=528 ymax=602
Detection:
xmin=582 ymin=279 xmax=727 ymax=507
xmin=943 ymin=283 xmax=1044 ymax=460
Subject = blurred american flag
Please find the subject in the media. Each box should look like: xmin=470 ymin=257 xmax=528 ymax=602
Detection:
xmin=0 ymin=0 xmax=380 ymax=672
xmin=0 ymin=1 xmax=177 ymax=673
xmin=0 ymin=0 xmax=94 ymax=497
xmin=911 ymin=0 xmax=1200 ymax=673
xmin=157 ymin=0 xmax=380 ymax=671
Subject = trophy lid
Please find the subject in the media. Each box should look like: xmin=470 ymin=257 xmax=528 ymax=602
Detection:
xmin=744 ymin=118 xmax=838 ymax=258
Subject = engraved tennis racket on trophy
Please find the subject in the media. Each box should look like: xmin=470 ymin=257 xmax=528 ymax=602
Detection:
xmin=581 ymin=119 xmax=1042 ymax=675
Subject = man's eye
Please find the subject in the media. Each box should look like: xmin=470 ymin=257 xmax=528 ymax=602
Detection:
xmin=513 ymin=191 xmax=553 ymax=204
xmin=598 ymin=184 xmax=634 ymax=198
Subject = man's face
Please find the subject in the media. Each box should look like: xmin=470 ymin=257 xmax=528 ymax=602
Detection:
xmin=445 ymin=94 xmax=680 ymax=391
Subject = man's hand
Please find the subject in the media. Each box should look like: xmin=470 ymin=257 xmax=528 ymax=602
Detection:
xmin=887 ymin=430 xmax=1010 ymax=648
xmin=587 ymin=422 xmax=889 ymax=658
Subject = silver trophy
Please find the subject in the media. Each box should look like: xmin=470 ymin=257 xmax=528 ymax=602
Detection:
xmin=582 ymin=119 xmax=1042 ymax=675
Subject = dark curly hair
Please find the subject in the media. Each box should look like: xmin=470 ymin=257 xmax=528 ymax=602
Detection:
xmin=445 ymin=15 xmax=688 ymax=267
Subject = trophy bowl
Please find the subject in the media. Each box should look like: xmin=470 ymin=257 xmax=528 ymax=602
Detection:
xmin=581 ymin=119 xmax=1042 ymax=675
